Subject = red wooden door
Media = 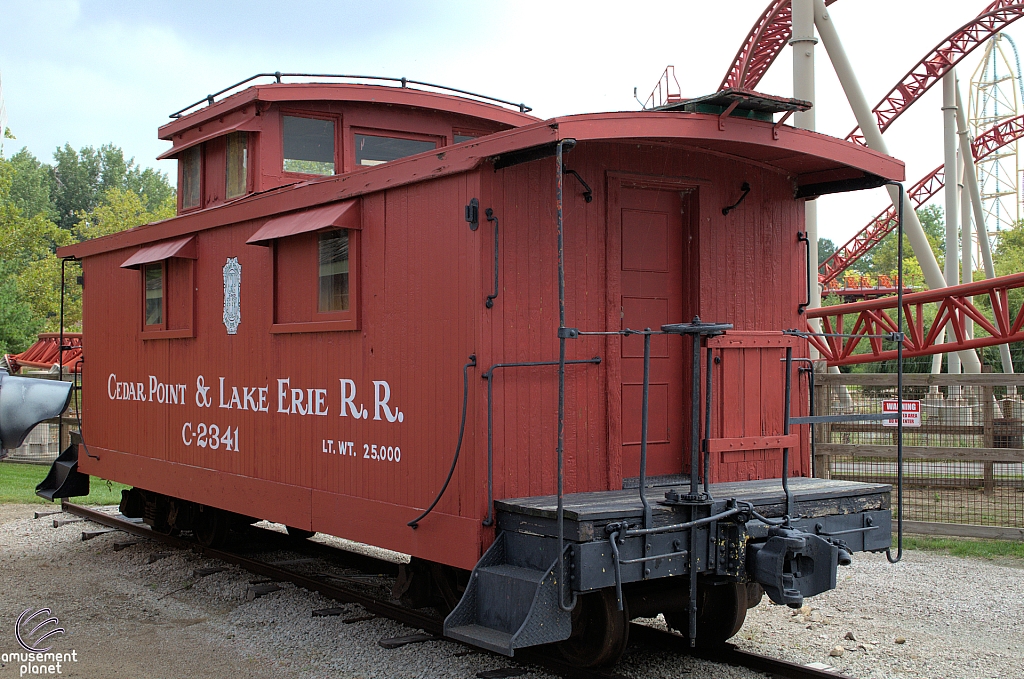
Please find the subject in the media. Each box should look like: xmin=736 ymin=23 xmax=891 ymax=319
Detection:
xmin=619 ymin=187 xmax=685 ymax=477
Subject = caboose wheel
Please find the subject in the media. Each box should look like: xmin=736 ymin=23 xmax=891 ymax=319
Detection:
xmin=664 ymin=581 xmax=746 ymax=646
xmin=151 ymin=496 xmax=179 ymax=536
xmin=286 ymin=526 xmax=315 ymax=539
xmin=194 ymin=506 xmax=229 ymax=548
xmin=558 ymin=589 xmax=629 ymax=667
xmin=430 ymin=562 xmax=469 ymax=615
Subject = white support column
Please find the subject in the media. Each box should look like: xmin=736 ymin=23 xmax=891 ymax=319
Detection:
xmin=792 ymin=0 xmax=824 ymax=364
xmin=943 ymin=72 xmax=962 ymax=376
xmin=956 ymin=78 xmax=1015 ymax=374
xmin=961 ymin=148 xmax=975 ymax=338
xmin=812 ymin=0 xmax=982 ymax=373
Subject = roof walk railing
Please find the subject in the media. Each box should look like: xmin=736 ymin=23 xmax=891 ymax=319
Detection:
xmin=169 ymin=72 xmax=532 ymax=119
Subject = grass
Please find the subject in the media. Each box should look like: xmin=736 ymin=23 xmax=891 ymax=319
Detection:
xmin=0 ymin=460 xmax=128 ymax=505
xmin=902 ymin=535 xmax=1024 ymax=560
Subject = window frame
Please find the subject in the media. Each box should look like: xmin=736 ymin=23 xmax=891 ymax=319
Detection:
xmin=452 ymin=128 xmax=487 ymax=145
xmin=270 ymin=227 xmax=360 ymax=334
xmin=178 ymin=145 xmax=203 ymax=213
xmin=140 ymin=258 xmax=196 ymax=340
xmin=224 ymin=131 xmax=250 ymax=200
xmin=280 ymin=110 xmax=340 ymax=178
xmin=348 ymin=126 xmax=442 ymax=170
xmin=142 ymin=261 xmax=166 ymax=331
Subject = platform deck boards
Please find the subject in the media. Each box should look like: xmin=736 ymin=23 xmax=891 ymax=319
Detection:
xmin=495 ymin=478 xmax=891 ymax=523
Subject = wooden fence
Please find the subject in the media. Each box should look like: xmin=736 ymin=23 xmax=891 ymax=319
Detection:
xmin=814 ymin=372 xmax=1024 ymax=540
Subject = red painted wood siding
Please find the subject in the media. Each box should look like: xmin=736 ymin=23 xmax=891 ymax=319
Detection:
xmin=78 ymin=138 xmax=810 ymax=571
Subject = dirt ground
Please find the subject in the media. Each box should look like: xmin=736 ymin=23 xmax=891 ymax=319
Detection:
xmin=0 ymin=504 xmax=289 ymax=679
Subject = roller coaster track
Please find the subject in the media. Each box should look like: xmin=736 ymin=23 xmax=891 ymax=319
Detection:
xmin=805 ymin=271 xmax=1024 ymax=365
xmin=846 ymin=0 xmax=1024 ymax=145
xmin=719 ymin=3 xmax=1024 ymax=365
xmin=819 ymin=113 xmax=1024 ymax=286
xmin=719 ymin=0 xmax=839 ymax=91
xmin=722 ymin=1 xmax=1024 ymax=136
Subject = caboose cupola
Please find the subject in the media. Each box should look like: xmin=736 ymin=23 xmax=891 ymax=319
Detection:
xmin=155 ymin=74 xmax=538 ymax=214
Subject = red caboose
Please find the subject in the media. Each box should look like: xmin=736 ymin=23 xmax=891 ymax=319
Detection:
xmin=50 ymin=77 xmax=901 ymax=665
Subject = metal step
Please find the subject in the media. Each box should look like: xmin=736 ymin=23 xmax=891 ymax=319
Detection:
xmin=476 ymin=564 xmax=547 ymax=634
xmin=35 ymin=442 xmax=90 ymax=500
xmin=445 ymin=624 xmax=516 ymax=655
xmin=444 ymin=532 xmax=572 ymax=656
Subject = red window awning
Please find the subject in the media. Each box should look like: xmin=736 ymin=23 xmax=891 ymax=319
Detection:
xmin=157 ymin=116 xmax=262 ymax=160
xmin=120 ymin=235 xmax=197 ymax=269
xmin=246 ymin=200 xmax=360 ymax=246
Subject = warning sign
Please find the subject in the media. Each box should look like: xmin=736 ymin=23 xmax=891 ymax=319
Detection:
xmin=882 ymin=399 xmax=921 ymax=427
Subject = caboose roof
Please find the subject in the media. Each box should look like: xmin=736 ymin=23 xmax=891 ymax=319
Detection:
xmin=61 ymin=110 xmax=904 ymax=260
xmin=156 ymin=81 xmax=539 ymax=159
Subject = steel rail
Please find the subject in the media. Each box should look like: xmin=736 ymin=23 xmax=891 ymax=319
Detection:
xmin=61 ymin=502 xmax=430 ymax=629
xmin=630 ymin=624 xmax=860 ymax=679
xmin=59 ymin=503 xmax=627 ymax=679
xmin=59 ymin=502 xmax=856 ymax=679
xmin=65 ymin=506 xmax=631 ymax=678
xmin=805 ymin=271 xmax=1024 ymax=365
xmin=169 ymin=72 xmax=532 ymax=119
xmin=724 ymin=2 xmax=1023 ymax=133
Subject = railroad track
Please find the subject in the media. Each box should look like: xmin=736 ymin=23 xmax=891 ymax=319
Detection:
xmin=61 ymin=502 xmax=852 ymax=679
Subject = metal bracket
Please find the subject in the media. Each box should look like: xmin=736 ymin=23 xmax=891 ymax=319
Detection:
xmin=773 ymin=110 xmax=795 ymax=140
xmin=718 ymin=100 xmax=740 ymax=130
xmin=465 ymin=198 xmax=479 ymax=231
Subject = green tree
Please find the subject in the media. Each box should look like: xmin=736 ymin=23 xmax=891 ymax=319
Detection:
xmin=0 ymin=144 xmax=175 ymax=340
xmin=818 ymin=237 xmax=836 ymax=266
xmin=50 ymin=144 xmax=103 ymax=230
xmin=864 ymin=204 xmax=945 ymax=280
xmin=50 ymin=143 xmax=173 ymax=230
xmin=75 ymin=187 xmax=175 ymax=242
xmin=0 ymin=261 xmax=42 ymax=355
xmin=7 ymin=148 xmax=54 ymax=220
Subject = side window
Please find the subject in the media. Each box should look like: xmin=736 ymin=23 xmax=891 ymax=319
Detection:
xmin=225 ymin=132 xmax=248 ymax=199
xmin=318 ymin=230 xmax=349 ymax=312
xmin=354 ymin=133 xmax=436 ymax=166
xmin=272 ymin=229 xmax=359 ymax=333
xmin=144 ymin=263 xmax=164 ymax=328
xmin=123 ymin=236 xmax=197 ymax=339
xmin=180 ymin=146 xmax=201 ymax=210
xmin=283 ymin=115 xmax=335 ymax=175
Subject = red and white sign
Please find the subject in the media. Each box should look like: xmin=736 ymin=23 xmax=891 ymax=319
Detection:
xmin=882 ymin=399 xmax=921 ymax=427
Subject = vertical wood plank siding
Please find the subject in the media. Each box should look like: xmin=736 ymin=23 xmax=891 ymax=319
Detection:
xmin=79 ymin=141 xmax=809 ymax=570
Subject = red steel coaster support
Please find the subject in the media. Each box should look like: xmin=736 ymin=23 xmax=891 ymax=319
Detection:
xmin=720 ymin=0 xmax=840 ymax=91
xmin=805 ymin=272 xmax=1024 ymax=366
xmin=818 ymin=113 xmax=1024 ymax=286
xmin=847 ymin=1 xmax=1024 ymax=145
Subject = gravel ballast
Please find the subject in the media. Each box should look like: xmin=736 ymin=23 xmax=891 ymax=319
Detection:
xmin=1 ymin=503 xmax=1021 ymax=679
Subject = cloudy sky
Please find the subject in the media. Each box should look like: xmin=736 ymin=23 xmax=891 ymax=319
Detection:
xmin=0 ymin=0 xmax=1019 ymax=246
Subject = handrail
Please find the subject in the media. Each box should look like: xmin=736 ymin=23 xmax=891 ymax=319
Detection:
xmin=480 ymin=357 xmax=602 ymax=527
xmin=169 ymin=72 xmax=532 ymax=119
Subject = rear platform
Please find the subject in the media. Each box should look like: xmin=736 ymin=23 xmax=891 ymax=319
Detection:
xmin=496 ymin=477 xmax=890 ymax=541
xmin=446 ymin=477 xmax=891 ymax=658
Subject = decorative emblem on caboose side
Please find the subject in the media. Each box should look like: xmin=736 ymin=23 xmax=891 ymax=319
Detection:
xmin=223 ymin=257 xmax=241 ymax=335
